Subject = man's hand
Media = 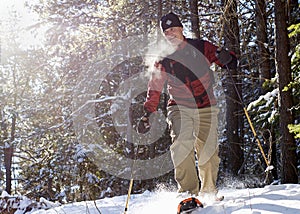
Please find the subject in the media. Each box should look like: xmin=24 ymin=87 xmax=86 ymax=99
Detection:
xmin=137 ymin=114 xmax=151 ymax=134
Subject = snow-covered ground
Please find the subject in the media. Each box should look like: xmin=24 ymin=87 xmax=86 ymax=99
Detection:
xmin=28 ymin=184 xmax=300 ymax=214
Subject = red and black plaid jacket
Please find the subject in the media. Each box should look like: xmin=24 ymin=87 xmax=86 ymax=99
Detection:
xmin=144 ymin=38 xmax=236 ymax=113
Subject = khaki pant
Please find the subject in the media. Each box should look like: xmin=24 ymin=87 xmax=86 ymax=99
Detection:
xmin=167 ymin=105 xmax=220 ymax=195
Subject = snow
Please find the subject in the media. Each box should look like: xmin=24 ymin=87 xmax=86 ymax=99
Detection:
xmin=28 ymin=184 xmax=300 ymax=214
xmin=247 ymin=88 xmax=279 ymax=111
xmin=1 ymin=191 xmax=10 ymax=198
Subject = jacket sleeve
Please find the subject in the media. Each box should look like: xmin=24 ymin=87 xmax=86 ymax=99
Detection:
xmin=204 ymin=41 xmax=237 ymax=69
xmin=144 ymin=63 xmax=167 ymax=113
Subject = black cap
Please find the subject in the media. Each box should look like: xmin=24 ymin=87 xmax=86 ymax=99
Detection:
xmin=160 ymin=12 xmax=183 ymax=32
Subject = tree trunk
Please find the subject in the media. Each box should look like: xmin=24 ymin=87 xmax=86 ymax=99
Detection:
xmin=274 ymin=0 xmax=298 ymax=183
xmin=223 ymin=0 xmax=243 ymax=175
xmin=255 ymin=0 xmax=278 ymax=183
xmin=4 ymin=148 xmax=13 ymax=194
xmin=189 ymin=0 xmax=200 ymax=39
xmin=254 ymin=0 xmax=271 ymax=84
xmin=4 ymin=113 xmax=15 ymax=194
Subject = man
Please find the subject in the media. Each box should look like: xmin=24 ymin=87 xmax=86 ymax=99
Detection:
xmin=139 ymin=12 xmax=237 ymax=199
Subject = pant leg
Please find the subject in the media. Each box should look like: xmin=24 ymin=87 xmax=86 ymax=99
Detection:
xmin=198 ymin=149 xmax=220 ymax=193
xmin=194 ymin=106 xmax=220 ymax=194
xmin=167 ymin=106 xmax=199 ymax=195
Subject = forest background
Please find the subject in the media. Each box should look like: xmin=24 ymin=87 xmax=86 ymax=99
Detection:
xmin=0 ymin=0 xmax=299 ymax=203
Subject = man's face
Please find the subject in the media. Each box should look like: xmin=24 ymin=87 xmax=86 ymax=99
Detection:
xmin=163 ymin=26 xmax=184 ymax=47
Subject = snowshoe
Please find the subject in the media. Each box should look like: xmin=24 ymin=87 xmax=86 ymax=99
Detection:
xmin=177 ymin=197 xmax=203 ymax=214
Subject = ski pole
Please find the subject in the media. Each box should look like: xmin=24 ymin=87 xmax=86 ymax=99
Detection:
xmin=123 ymin=140 xmax=140 ymax=214
xmin=123 ymin=178 xmax=134 ymax=214
xmin=225 ymin=65 xmax=270 ymax=169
